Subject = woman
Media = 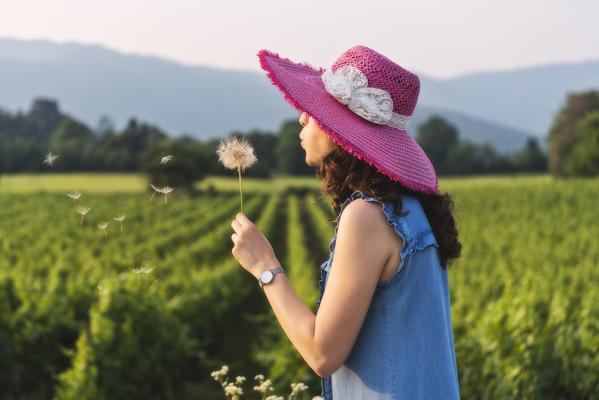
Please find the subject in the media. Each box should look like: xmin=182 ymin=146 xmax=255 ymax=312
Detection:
xmin=230 ymin=45 xmax=461 ymax=399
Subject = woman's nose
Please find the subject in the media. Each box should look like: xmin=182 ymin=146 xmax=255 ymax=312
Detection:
xmin=299 ymin=113 xmax=308 ymax=126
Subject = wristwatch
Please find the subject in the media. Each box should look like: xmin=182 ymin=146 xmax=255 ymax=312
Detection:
xmin=258 ymin=266 xmax=285 ymax=288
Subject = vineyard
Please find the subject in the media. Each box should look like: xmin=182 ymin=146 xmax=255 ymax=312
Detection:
xmin=0 ymin=174 xmax=598 ymax=399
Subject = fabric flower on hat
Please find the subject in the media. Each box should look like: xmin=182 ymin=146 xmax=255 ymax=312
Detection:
xmin=321 ymin=65 xmax=393 ymax=125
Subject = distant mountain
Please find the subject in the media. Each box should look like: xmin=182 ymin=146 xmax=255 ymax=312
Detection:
xmin=1 ymin=37 xmax=597 ymax=152
xmin=411 ymin=105 xmax=536 ymax=154
xmin=417 ymin=61 xmax=599 ymax=138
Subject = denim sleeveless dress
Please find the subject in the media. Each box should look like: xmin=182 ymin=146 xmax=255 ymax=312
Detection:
xmin=316 ymin=191 xmax=460 ymax=399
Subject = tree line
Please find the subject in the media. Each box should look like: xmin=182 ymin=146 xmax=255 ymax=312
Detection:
xmin=2 ymin=90 xmax=598 ymax=182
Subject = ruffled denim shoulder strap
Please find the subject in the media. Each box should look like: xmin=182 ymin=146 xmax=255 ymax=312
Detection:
xmin=322 ymin=190 xmax=438 ymax=273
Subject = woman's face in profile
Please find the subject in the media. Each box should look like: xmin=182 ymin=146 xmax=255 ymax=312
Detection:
xmin=298 ymin=112 xmax=336 ymax=167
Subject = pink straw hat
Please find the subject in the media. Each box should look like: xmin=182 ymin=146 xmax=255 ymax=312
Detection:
xmin=257 ymin=45 xmax=439 ymax=195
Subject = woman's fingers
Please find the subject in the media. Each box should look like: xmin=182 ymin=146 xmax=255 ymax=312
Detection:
xmin=231 ymin=220 xmax=242 ymax=232
xmin=235 ymin=213 xmax=253 ymax=227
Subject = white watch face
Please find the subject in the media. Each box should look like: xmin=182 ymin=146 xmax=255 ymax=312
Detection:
xmin=260 ymin=270 xmax=274 ymax=283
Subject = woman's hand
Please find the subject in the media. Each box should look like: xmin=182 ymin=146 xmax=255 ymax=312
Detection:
xmin=230 ymin=213 xmax=279 ymax=279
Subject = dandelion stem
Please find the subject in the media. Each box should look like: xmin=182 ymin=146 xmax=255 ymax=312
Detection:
xmin=80 ymin=215 xmax=84 ymax=225
xmin=238 ymin=165 xmax=243 ymax=214
xmin=120 ymin=222 xmax=123 ymax=232
xmin=103 ymin=229 xmax=107 ymax=238
xmin=164 ymin=192 xmax=167 ymax=204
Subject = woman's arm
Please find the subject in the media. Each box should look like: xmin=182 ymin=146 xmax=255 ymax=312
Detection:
xmin=231 ymin=198 xmax=394 ymax=377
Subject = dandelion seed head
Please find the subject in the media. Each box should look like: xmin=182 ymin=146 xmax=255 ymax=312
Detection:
xmin=216 ymin=137 xmax=257 ymax=171
xmin=97 ymin=222 xmax=109 ymax=230
xmin=67 ymin=192 xmax=82 ymax=200
xmin=77 ymin=207 xmax=91 ymax=215
xmin=113 ymin=214 xmax=126 ymax=222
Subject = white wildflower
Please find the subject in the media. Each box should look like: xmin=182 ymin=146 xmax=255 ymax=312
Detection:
xmin=113 ymin=214 xmax=126 ymax=232
xmin=289 ymin=382 xmax=309 ymax=399
xmin=216 ymin=136 xmax=257 ymax=214
xmin=254 ymin=374 xmax=265 ymax=382
xmin=235 ymin=376 xmax=246 ymax=385
xmin=253 ymin=378 xmax=273 ymax=394
xmin=97 ymin=222 xmax=109 ymax=237
xmin=77 ymin=206 xmax=91 ymax=225
xmin=224 ymin=382 xmax=243 ymax=397
xmin=211 ymin=365 xmax=229 ymax=381
xmin=67 ymin=192 xmax=81 ymax=200
xmin=43 ymin=151 xmax=59 ymax=166
xmin=265 ymin=396 xmax=284 ymax=400
xmin=159 ymin=155 xmax=173 ymax=165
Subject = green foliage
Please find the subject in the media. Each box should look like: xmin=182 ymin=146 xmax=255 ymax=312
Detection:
xmin=275 ymin=120 xmax=315 ymax=176
xmin=547 ymin=90 xmax=599 ymax=176
xmin=512 ymin=137 xmax=548 ymax=172
xmin=139 ymin=138 xmax=209 ymax=192
xmin=564 ymin=110 xmax=599 ymax=176
xmin=261 ymin=194 xmax=320 ymax=394
xmin=2 ymin=100 xmax=555 ymax=177
xmin=1 ymin=175 xmax=599 ymax=399
xmin=56 ymin=275 xmax=191 ymax=400
xmin=49 ymin=117 xmax=99 ymax=171
xmin=235 ymin=130 xmax=278 ymax=178
xmin=416 ymin=115 xmax=459 ymax=174
xmin=102 ymin=118 xmax=168 ymax=171
xmin=417 ymin=115 xmax=547 ymax=175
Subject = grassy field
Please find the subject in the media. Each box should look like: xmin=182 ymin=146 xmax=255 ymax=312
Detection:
xmin=0 ymin=173 xmax=323 ymax=194
xmin=0 ymin=173 xmax=598 ymax=399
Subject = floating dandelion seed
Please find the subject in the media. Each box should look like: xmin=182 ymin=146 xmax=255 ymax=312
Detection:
xmin=159 ymin=155 xmax=173 ymax=165
xmin=43 ymin=151 xmax=59 ymax=166
xmin=97 ymin=222 xmax=109 ymax=237
xmin=133 ymin=265 xmax=154 ymax=286
xmin=216 ymin=136 xmax=257 ymax=213
xmin=67 ymin=191 xmax=82 ymax=201
xmin=113 ymin=214 xmax=126 ymax=232
xmin=150 ymin=184 xmax=160 ymax=201
xmin=132 ymin=267 xmax=154 ymax=274
xmin=160 ymin=186 xmax=173 ymax=203
xmin=77 ymin=206 xmax=91 ymax=225
xmin=150 ymin=184 xmax=173 ymax=203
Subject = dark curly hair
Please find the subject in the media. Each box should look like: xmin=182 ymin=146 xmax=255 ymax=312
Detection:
xmin=315 ymin=144 xmax=461 ymax=269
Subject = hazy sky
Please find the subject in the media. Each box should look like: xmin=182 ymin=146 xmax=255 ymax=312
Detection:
xmin=2 ymin=0 xmax=598 ymax=79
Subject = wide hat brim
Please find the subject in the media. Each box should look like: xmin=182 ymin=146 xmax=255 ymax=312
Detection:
xmin=257 ymin=49 xmax=439 ymax=195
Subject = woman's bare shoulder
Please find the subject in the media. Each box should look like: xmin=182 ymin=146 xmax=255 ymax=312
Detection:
xmin=339 ymin=198 xmax=394 ymax=236
xmin=339 ymin=198 xmax=402 ymax=254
